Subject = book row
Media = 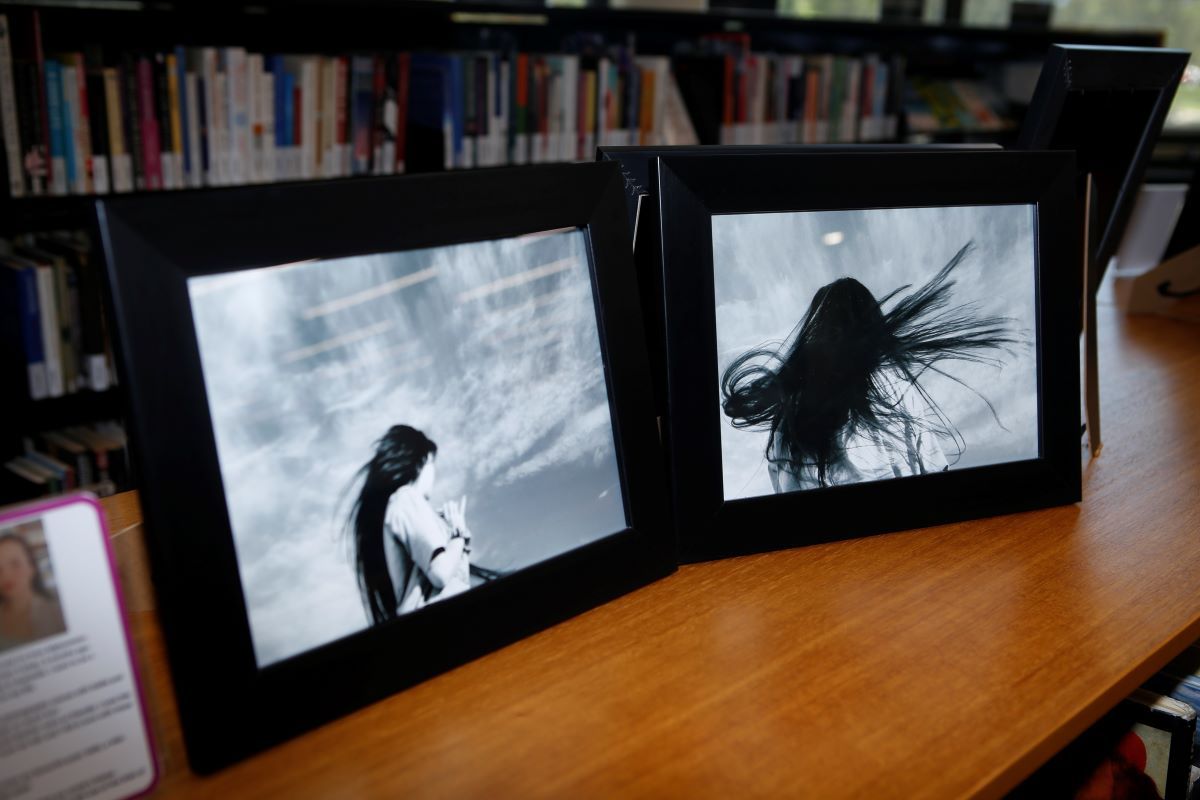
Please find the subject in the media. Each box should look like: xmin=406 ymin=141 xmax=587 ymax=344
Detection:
xmin=0 ymin=231 xmax=115 ymax=400
xmin=0 ymin=9 xmax=689 ymax=196
xmin=670 ymin=38 xmax=905 ymax=146
xmin=0 ymin=8 xmax=911 ymax=198
xmin=3 ymin=419 xmax=128 ymax=500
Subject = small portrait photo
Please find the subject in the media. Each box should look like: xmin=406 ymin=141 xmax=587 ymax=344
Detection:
xmin=712 ymin=205 xmax=1040 ymax=501
xmin=188 ymin=227 xmax=626 ymax=667
xmin=0 ymin=520 xmax=67 ymax=654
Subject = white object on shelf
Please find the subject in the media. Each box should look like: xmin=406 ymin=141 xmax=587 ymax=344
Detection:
xmin=1109 ymin=183 xmax=1189 ymax=278
xmin=1114 ymin=242 xmax=1200 ymax=323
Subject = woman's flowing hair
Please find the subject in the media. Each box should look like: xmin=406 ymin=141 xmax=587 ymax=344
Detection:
xmin=347 ymin=425 xmax=437 ymax=624
xmin=0 ymin=533 xmax=52 ymax=601
xmin=721 ymin=241 xmax=1018 ymax=487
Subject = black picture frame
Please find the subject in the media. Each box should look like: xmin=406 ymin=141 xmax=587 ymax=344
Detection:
xmin=1017 ymin=44 xmax=1189 ymax=291
xmin=656 ymin=150 xmax=1081 ymax=562
xmin=96 ymin=162 xmax=673 ymax=773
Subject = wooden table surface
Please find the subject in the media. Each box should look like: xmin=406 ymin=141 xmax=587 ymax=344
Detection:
xmin=101 ymin=302 xmax=1200 ymax=799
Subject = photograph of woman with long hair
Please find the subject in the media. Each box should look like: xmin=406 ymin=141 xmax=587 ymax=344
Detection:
xmin=0 ymin=524 xmax=66 ymax=653
xmin=189 ymin=228 xmax=626 ymax=665
xmin=712 ymin=206 xmax=1039 ymax=501
xmin=348 ymin=425 xmax=474 ymax=623
xmin=723 ymin=242 xmax=1017 ymax=493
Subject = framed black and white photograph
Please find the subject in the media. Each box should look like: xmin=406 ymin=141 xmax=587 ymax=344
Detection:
xmin=1017 ymin=44 xmax=1189 ymax=291
xmin=98 ymin=162 xmax=672 ymax=772
xmin=656 ymin=150 xmax=1081 ymax=561
xmin=596 ymin=143 xmax=1002 ymax=420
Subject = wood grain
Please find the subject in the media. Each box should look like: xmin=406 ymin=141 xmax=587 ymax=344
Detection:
xmin=101 ymin=303 xmax=1200 ymax=799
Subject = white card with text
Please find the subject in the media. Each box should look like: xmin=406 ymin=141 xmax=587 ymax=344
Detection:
xmin=0 ymin=493 xmax=157 ymax=800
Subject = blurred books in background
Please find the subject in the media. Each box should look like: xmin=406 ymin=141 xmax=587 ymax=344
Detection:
xmin=1 ymin=231 xmax=114 ymax=402
xmin=1014 ymin=642 xmax=1200 ymax=799
xmin=905 ymin=77 xmax=1012 ymax=137
xmin=3 ymin=420 xmax=127 ymax=500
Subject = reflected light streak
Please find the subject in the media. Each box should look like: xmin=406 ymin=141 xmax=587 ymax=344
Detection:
xmin=301 ymin=265 xmax=438 ymax=319
xmin=282 ymin=320 xmax=395 ymax=363
xmin=482 ymin=283 xmax=581 ymax=322
xmin=456 ymin=258 xmax=576 ymax=304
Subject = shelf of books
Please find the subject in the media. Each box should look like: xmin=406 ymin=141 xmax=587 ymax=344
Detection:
xmin=0 ymin=3 xmax=1161 ymax=203
xmin=0 ymin=2 xmax=1163 ymax=503
xmin=1 ymin=226 xmax=126 ymax=503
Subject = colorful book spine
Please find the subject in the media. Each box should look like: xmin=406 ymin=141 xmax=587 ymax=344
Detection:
xmin=32 ymin=260 xmax=62 ymax=397
xmin=193 ymin=63 xmax=209 ymax=186
xmin=175 ymin=45 xmax=191 ymax=186
xmin=0 ymin=14 xmax=24 ymax=197
xmin=225 ymin=47 xmax=249 ymax=185
xmin=43 ymin=59 xmax=67 ymax=194
xmin=136 ymin=56 xmax=162 ymax=189
xmin=154 ymin=54 xmax=174 ymax=187
xmin=278 ymin=63 xmax=294 ymax=180
xmin=269 ymin=55 xmax=285 ymax=178
xmin=85 ymin=64 xmax=110 ymax=194
xmin=22 ymin=451 xmax=71 ymax=491
xmin=376 ymin=54 xmax=397 ymax=175
xmin=462 ymin=55 xmax=476 ymax=168
xmin=212 ymin=50 xmax=230 ymax=185
xmin=0 ymin=259 xmax=46 ymax=399
xmin=317 ymin=56 xmax=334 ymax=177
xmin=561 ymin=55 xmax=577 ymax=160
xmin=298 ymin=56 xmax=318 ymax=179
xmin=55 ymin=251 xmax=79 ymax=391
xmin=57 ymin=57 xmax=82 ymax=192
xmin=71 ymin=55 xmax=94 ymax=192
xmin=150 ymin=53 xmax=173 ymax=189
xmin=257 ymin=59 xmax=274 ymax=183
xmin=335 ymin=56 xmax=349 ymax=176
xmin=490 ymin=54 xmax=503 ymax=166
xmin=246 ymin=52 xmax=262 ymax=183
xmin=40 ymin=431 xmax=92 ymax=487
xmin=120 ymin=58 xmax=143 ymax=190
xmin=32 ymin=10 xmax=52 ymax=192
xmin=244 ymin=52 xmax=261 ymax=182
xmin=371 ymin=55 xmax=389 ymax=174
xmin=529 ymin=56 xmax=543 ymax=163
xmin=200 ymin=47 xmax=219 ymax=185
xmin=395 ymin=52 xmax=409 ymax=174
xmin=514 ymin=53 xmax=528 ymax=166
xmin=291 ymin=67 xmax=302 ymax=178
xmin=166 ymin=51 xmax=184 ymax=187
xmin=582 ymin=66 xmax=596 ymax=161
xmin=16 ymin=61 xmax=47 ymax=194
xmin=349 ymin=54 xmax=373 ymax=175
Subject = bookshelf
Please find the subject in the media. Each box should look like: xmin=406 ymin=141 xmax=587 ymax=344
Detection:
xmin=0 ymin=1 xmax=1167 ymax=503
xmin=100 ymin=298 xmax=1200 ymax=797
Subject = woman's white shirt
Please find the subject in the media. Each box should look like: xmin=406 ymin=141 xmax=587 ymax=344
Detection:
xmin=383 ymin=486 xmax=471 ymax=614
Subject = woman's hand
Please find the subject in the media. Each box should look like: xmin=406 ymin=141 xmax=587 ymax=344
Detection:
xmin=441 ymin=496 xmax=471 ymax=545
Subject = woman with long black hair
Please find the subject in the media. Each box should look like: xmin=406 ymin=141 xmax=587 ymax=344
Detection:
xmin=348 ymin=425 xmax=471 ymax=624
xmin=721 ymin=241 xmax=1018 ymax=493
